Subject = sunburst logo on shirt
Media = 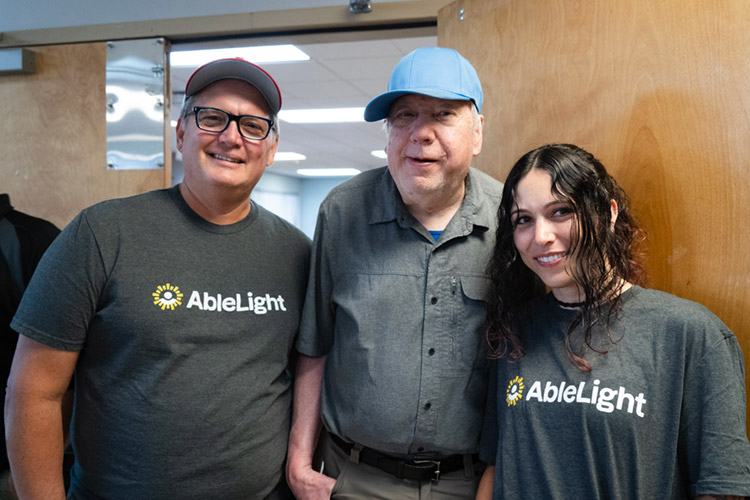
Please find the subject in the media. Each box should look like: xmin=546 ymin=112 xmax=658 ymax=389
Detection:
xmin=506 ymin=376 xmax=525 ymax=407
xmin=152 ymin=283 xmax=183 ymax=311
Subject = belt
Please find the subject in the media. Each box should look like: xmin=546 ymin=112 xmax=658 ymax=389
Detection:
xmin=330 ymin=433 xmax=477 ymax=482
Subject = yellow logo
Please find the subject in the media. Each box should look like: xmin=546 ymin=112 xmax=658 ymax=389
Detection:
xmin=506 ymin=376 xmax=525 ymax=407
xmin=152 ymin=283 xmax=183 ymax=311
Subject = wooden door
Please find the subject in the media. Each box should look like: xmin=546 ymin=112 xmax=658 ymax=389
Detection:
xmin=439 ymin=0 xmax=750 ymax=431
xmin=0 ymin=42 xmax=170 ymax=229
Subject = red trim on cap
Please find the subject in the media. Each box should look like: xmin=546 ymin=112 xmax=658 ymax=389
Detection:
xmin=184 ymin=57 xmax=282 ymax=113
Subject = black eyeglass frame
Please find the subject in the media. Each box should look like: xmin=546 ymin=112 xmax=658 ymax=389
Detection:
xmin=190 ymin=106 xmax=275 ymax=141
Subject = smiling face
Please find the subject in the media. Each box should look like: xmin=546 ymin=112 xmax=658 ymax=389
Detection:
xmin=385 ymin=94 xmax=483 ymax=210
xmin=176 ymin=79 xmax=278 ymax=201
xmin=511 ymin=168 xmax=582 ymax=302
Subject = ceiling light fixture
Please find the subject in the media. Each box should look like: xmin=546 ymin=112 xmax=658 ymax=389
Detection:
xmin=274 ymin=152 xmax=306 ymax=162
xmin=170 ymin=45 xmax=310 ymax=67
xmin=371 ymin=150 xmax=387 ymax=159
xmin=279 ymin=107 xmax=366 ymax=124
xmin=297 ymin=168 xmax=361 ymax=177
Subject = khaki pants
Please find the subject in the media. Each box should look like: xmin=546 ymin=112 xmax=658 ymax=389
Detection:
xmin=320 ymin=432 xmax=483 ymax=500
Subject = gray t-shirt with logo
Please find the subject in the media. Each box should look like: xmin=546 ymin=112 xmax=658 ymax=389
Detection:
xmin=480 ymin=286 xmax=750 ymax=499
xmin=12 ymin=186 xmax=310 ymax=500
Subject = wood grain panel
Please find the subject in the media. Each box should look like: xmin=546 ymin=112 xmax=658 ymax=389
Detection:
xmin=439 ymin=0 xmax=750 ymax=431
xmin=0 ymin=42 xmax=170 ymax=229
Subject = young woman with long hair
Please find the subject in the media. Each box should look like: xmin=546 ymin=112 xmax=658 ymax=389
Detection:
xmin=477 ymin=144 xmax=750 ymax=499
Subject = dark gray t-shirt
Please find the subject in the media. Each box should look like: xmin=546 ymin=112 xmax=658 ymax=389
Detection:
xmin=480 ymin=286 xmax=750 ymax=499
xmin=296 ymin=166 xmax=503 ymax=456
xmin=12 ymin=187 xmax=310 ymax=500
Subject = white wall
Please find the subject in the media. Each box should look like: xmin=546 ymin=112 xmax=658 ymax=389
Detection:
xmin=253 ymin=172 xmax=351 ymax=239
xmin=299 ymin=177 xmax=350 ymax=238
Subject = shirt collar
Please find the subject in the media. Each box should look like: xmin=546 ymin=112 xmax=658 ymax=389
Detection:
xmin=368 ymin=168 xmax=403 ymax=225
xmin=368 ymin=168 xmax=495 ymax=234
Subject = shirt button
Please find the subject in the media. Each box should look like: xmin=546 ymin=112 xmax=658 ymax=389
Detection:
xmin=430 ymin=297 xmax=438 ymax=304
xmin=425 ymin=402 xmax=431 ymax=410
xmin=428 ymin=348 xmax=435 ymax=356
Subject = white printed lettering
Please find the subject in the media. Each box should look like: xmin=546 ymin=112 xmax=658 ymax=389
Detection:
xmin=634 ymin=393 xmax=647 ymax=417
xmin=236 ymin=294 xmax=249 ymax=312
xmin=527 ymin=381 xmax=543 ymax=402
xmin=182 ymin=289 xmax=289 ymax=315
xmin=576 ymin=381 xmax=590 ymax=403
xmin=204 ymin=293 xmax=218 ymax=311
xmin=520 ymin=378 xmax=647 ymax=418
xmin=596 ymin=387 xmax=617 ymax=413
xmin=187 ymin=291 xmax=203 ymax=310
xmin=616 ymin=387 xmax=634 ymax=413
xmin=222 ymin=296 xmax=235 ymax=312
xmin=563 ymin=384 xmax=577 ymax=403
xmin=590 ymin=379 xmax=600 ymax=404
xmin=543 ymin=381 xmax=559 ymax=402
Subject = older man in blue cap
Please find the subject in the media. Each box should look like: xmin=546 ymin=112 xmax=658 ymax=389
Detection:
xmin=287 ymin=47 xmax=502 ymax=499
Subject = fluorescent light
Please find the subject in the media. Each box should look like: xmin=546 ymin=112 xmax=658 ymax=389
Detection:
xmin=279 ymin=107 xmax=365 ymax=124
xmin=170 ymin=45 xmax=310 ymax=67
xmin=274 ymin=152 xmax=306 ymax=162
xmin=371 ymin=150 xmax=387 ymax=159
xmin=297 ymin=168 xmax=361 ymax=177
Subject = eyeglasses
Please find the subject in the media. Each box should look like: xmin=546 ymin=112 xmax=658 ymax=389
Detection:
xmin=190 ymin=106 xmax=274 ymax=141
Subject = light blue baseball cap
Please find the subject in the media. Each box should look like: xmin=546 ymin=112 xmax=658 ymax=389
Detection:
xmin=364 ymin=47 xmax=483 ymax=122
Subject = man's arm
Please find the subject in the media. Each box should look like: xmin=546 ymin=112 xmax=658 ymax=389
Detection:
xmin=475 ymin=465 xmax=495 ymax=500
xmin=5 ymin=336 xmax=78 ymax=500
xmin=286 ymin=354 xmax=336 ymax=500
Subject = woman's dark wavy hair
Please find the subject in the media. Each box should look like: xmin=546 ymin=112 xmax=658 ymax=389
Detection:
xmin=486 ymin=144 xmax=646 ymax=371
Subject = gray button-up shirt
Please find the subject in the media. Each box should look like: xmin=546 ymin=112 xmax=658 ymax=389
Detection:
xmin=296 ymin=166 xmax=502 ymax=457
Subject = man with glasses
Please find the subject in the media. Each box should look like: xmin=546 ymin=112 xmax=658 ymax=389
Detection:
xmin=287 ymin=47 xmax=501 ymax=499
xmin=6 ymin=58 xmax=309 ymax=500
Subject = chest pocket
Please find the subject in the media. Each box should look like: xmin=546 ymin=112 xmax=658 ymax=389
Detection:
xmin=452 ymin=275 xmax=491 ymax=363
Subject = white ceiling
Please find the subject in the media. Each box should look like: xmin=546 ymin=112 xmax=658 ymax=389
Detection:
xmin=170 ymin=33 xmax=437 ymax=177
xmin=1 ymin=0 xmax=414 ymax=32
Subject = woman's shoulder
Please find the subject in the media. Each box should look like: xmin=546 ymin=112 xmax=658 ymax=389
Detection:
xmin=626 ymin=286 xmax=721 ymax=321
xmin=623 ymin=285 xmax=734 ymax=342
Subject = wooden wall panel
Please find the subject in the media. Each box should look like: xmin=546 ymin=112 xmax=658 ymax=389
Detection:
xmin=0 ymin=42 xmax=170 ymax=230
xmin=439 ymin=0 xmax=750 ymax=430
